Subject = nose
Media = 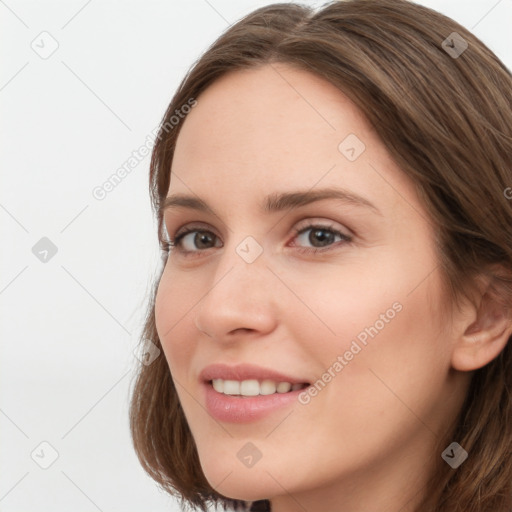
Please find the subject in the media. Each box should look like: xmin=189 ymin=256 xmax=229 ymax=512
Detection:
xmin=194 ymin=245 xmax=279 ymax=342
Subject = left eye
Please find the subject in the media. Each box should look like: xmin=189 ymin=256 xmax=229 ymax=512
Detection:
xmin=165 ymin=223 xmax=352 ymax=255
xmin=292 ymin=224 xmax=352 ymax=252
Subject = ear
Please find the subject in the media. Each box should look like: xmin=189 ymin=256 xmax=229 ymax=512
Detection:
xmin=451 ymin=272 xmax=512 ymax=372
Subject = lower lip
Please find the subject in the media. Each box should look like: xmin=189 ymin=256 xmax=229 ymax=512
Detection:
xmin=203 ymin=381 xmax=308 ymax=423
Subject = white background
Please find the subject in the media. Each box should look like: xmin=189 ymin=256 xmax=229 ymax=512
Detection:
xmin=1 ymin=1 xmax=511 ymax=511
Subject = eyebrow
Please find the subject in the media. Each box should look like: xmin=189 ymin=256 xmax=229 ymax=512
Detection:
xmin=160 ymin=187 xmax=382 ymax=217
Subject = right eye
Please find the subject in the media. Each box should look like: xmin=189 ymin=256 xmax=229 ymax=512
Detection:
xmin=167 ymin=226 xmax=222 ymax=255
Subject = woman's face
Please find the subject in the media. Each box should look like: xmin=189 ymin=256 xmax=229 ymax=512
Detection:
xmin=155 ymin=63 xmax=469 ymax=509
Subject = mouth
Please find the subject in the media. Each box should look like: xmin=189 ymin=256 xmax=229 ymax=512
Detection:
xmin=200 ymin=363 xmax=312 ymax=422
xmin=207 ymin=378 xmax=310 ymax=398
xmin=203 ymin=379 xmax=312 ymax=423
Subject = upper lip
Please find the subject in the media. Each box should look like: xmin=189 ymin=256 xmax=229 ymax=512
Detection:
xmin=200 ymin=363 xmax=310 ymax=384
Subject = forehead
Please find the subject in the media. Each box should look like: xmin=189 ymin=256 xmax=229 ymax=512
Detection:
xmin=168 ymin=63 xmax=417 ymax=219
xmin=173 ymin=63 xmax=373 ymax=170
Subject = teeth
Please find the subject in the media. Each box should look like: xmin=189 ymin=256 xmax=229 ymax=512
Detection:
xmin=277 ymin=382 xmax=291 ymax=393
xmin=260 ymin=380 xmax=276 ymax=395
xmin=211 ymin=379 xmax=306 ymax=396
xmin=222 ymin=379 xmax=239 ymax=395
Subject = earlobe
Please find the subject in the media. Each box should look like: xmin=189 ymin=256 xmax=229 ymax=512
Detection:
xmin=451 ymin=282 xmax=512 ymax=372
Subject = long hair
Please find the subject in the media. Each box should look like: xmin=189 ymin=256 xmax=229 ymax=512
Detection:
xmin=129 ymin=1 xmax=512 ymax=510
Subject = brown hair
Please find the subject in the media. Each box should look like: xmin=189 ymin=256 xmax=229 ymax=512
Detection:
xmin=129 ymin=1 xmax=512 ymax=510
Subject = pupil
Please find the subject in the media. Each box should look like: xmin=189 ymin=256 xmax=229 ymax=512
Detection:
xmin=311 ymin=229 xmax=333 ymax=247
xmin=196 ymin=232 xmax=213 ymax=248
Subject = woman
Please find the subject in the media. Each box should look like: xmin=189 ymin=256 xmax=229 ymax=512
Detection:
xmin=129 ymin=1 xmax=512 ymax=510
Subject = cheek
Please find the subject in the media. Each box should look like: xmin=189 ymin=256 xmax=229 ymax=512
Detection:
xmin=282 ymin=277 xmax=451 ymax=485
xmin=154 ymin=268 xmax=198 ymax=374
xmin=318 ymin=270 xmax=451 ymax=433
xmin=292 ymin=249 xmax=451 ymax=415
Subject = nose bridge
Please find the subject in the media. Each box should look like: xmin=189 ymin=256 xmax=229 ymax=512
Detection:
xmin=194 ymin=236 xmax=278 ymax=337
xmin=211 ymin=233 xmax=270 ymax=297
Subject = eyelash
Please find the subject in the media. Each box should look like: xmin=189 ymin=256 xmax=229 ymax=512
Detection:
xmin=161 ymin=222 xmax=353 ymax=257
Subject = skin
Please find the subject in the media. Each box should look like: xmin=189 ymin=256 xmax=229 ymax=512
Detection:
xmin=154 ymin=63 xmax=508 ymax=511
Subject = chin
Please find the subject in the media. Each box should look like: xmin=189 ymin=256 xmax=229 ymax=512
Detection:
xmin=206 ymin=475 xmax=273 ymax=502
xmin=199 ymin=457 xmax=280 ymax=501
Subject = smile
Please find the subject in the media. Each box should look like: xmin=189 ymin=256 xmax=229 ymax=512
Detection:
xmin=210 ymin=378 xmax=309 ymax=397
